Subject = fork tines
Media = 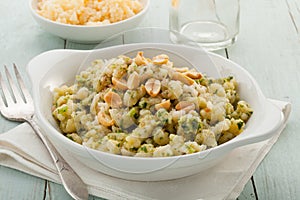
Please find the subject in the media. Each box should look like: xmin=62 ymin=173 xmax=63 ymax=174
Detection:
xmin=0 ymin=64 xmax=32 ymax=107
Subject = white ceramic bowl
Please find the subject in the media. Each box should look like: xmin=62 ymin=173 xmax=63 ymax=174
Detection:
xmin=29 ymin=0 xmax=150 ymax=43
xmin=27 ymin=44 xmax=284 ymax=181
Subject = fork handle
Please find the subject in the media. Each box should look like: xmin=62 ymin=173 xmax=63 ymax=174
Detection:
xmin=26 ymin=118 xmax=88 ymax=200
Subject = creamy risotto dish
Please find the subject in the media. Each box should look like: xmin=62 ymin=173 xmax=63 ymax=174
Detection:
xmin=37 ymin=0 xmax=143 ymax=25
xmin=52 ymin=52 xmax=253 ymax=157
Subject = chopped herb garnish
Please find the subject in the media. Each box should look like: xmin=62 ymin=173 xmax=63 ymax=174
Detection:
xmin=58 ymin=106 xmax=68 ymax=114
xmin=140 ymin=146 xmax=148 ymax=153
xmin=237 ymin=121 xmax=244 ymax=130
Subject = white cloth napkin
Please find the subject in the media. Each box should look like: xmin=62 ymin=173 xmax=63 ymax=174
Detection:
xmin=0 ymin=99 xmax=291 ymax=200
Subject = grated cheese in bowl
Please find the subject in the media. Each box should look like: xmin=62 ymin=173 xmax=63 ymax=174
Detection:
xmin=37 ymin=0 xmax=144 ymax=25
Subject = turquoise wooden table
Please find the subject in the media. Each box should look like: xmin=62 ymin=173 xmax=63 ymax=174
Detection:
xmin=0 ymin=0 xmax=299 ymax=199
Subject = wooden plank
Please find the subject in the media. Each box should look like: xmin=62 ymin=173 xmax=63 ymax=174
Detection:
xmin=0 ymin=0 xmax=64 ymax=134
xmin=238 ymin=178 xmax=257 ymax=200
xmin=0 ymin=1 xmax=64 ymax=66
xmin=45 ymin=181 xmax=106 ymax=200
xmin=0 ymin=166 xmax=46 ymax=199
xmin=227 ymin=0 xmax=300 ymax=199
xmin=0 ymin=0 xmax=64 ymax=200
xmin=44 ymin=182 xmax=73 ymax=200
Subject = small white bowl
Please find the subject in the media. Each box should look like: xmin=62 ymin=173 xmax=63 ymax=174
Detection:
xmin=29 ymin=0 xmax=150 ymax=43
xmin=27 ymin=44 xmax=284 ymax=181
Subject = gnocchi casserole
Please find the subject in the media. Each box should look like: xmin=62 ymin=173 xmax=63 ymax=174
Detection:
xmin=52 ymin=52 xmax=253 ymax=157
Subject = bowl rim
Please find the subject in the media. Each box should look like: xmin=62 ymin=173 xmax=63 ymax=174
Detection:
xmin=29 ymin=0 xmax=150 ymax=28
xmin=27 ymin=44 xmax=284 ymax=162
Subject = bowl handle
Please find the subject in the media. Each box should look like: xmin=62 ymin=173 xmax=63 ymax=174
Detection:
xmin=227 ymin=99 xmax=289 ymax=150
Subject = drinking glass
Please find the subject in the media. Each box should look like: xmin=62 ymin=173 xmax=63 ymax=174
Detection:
xmin=169 ymin=0 xmax=240 ymax=51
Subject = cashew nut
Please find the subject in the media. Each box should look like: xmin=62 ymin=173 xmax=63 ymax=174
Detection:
xmin=152 ymin=54 xmax=169 ymax=65
xmin=134 ymin=51 xmax=148 ymax=66
xmin=127 ymin=71 xmax=140 ymax=89
xmin=155 ymin=99 xmax=171 ymax=110
xmin=183 ymin=71 xmax=202 ymax=79
xmin=175 ymin=101 xmax=196 ymax=113
xmin=104 ymin=91 xmax=123 ymax=108
xmin=145 ymin=78 xmax=161 ymax=97
xmin=97 ymin=111 xmax=114 ymax=127
xmin=172 ymin=71 xmax=195 ymax=85
xmin=112 ymin=77 xmax=128 ymax=91
xmin=174 ymin=67 xmax=189 ymax=73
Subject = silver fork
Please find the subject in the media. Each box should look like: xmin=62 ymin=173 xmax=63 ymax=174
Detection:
xmin=0 ymin=64 xmax=88 ymax=200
